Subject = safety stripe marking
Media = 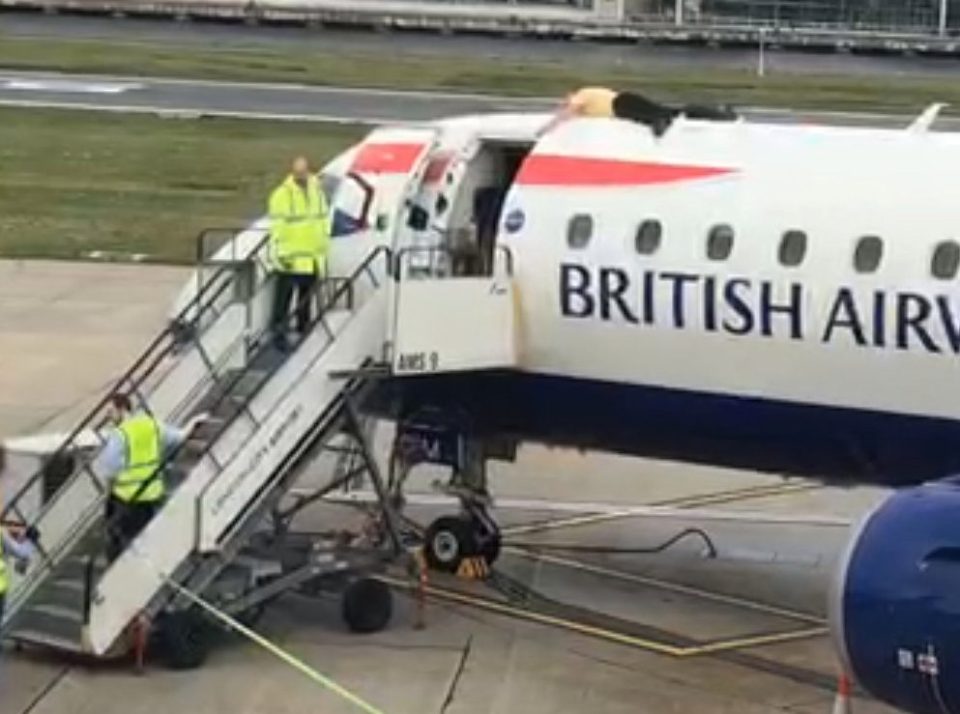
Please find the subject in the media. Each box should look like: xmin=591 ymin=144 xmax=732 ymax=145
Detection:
xmin=380 ymin=576 xmax=826 ymax=658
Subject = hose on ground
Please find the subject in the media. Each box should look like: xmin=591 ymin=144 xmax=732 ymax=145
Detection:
xmin=505 ymin=527 xmax=718 ymax=559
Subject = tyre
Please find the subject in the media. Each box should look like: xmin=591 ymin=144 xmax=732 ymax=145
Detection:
xmin=342 ymin=577 xmax=393 ymax=634
xmin=157 ymin=609 xmax=210 ymax=670
xmin=423 ymin=516 xmax=476 ymax=573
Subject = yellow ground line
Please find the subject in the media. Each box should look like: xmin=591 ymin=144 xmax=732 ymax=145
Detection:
xmin=501 ymin=482 xmax=820 ymax=537
xmin=680 ymin=626 xmax=830 ymax=656
xmin=381 ymin=575 xmax=686 ymax=656
xmin=380 ymin=576 xmax=827 ymax=658
xmin=502 ymin=510 xmax=648 ymax=537
xmin=508 ymin=549 xmax=826 ymax=626
xmin=132 ymin=546 xmax=388 ymax=714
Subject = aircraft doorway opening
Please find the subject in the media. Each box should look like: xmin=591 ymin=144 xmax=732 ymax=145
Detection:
xmin=405 ymin=140 xmax=530 ymax=278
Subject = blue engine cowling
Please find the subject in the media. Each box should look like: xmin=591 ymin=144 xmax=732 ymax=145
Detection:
xmin=831 ymin=477 xmax=960 ymax=713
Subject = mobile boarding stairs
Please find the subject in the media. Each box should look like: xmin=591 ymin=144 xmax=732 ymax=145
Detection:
xmin=0 ymin=227 xmax=518 ymax=667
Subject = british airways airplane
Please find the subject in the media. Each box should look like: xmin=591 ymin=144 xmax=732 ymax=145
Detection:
xmin=175 ymin=107 xmax=960 ymax=714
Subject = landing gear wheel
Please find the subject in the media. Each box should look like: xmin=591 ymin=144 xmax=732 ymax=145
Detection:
xmin=156 ymin=609 xmax=210 ymax=670
xmin=342 ymin=577 xmax=393 ymax=633
xmin=423 ymin=516 xmax=477 ymax=573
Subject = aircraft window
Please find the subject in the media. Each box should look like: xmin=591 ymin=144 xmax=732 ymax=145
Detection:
xmin=778 ymin=230 xmax=807 ymax=267
xmin=567 ymin=214 xmax=593 ymax=249
xmin=635 ymin=220 xmax=662 ymax=255
xmin=707 ymin=224 xmax=734 ymax=261
xmin=853 ymin=236 xmax=883 ymax=274
xmin=931 ymin=240 xmax=960 ymax=280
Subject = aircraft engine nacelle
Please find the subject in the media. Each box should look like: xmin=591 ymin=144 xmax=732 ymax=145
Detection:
xmin=831 ymin=477 xmax=960 ymax=714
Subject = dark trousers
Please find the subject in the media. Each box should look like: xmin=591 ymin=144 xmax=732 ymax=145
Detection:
xmin=613 ymin=92 xmax=737 ymax=136
xmin=612 ymin=92 xmax=678 ymax=136
xmin=105 ymin=495 xmax=159 ymax=563
xmin=271 ymin=272 xmax=318 ymax=340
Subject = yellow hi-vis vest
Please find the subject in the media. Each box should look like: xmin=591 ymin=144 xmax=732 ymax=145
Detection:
xmin=268 ymin=175 xmax=331 ymax=276
xmin=0 ymin=535 xmax=8 ymax=596
xmin=113 ymin=414 xmax=165 ymax=503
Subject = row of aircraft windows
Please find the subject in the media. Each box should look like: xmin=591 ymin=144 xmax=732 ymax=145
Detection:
xmin=565 ymin=214 xmax=960 ymax=280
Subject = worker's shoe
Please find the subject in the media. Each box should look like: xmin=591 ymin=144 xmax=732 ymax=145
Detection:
xmin=651 ymin=115 xmax=675 ymax=138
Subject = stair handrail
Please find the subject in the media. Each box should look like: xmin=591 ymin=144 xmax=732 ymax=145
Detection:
xmin=81 ymin=245 xmax=393 ymax=626
xmin=0 ymin=228 xmax=270 ymax=531
xmin=0 ymin=227 xmax=278 ymax=635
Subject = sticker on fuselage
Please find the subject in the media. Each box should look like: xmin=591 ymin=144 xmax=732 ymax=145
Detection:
xmin=504 ymin=208 xmax=525 ymax=234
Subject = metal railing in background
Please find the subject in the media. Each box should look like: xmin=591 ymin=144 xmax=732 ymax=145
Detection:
xmin=4 ymin=0 xmax=960 ymax=35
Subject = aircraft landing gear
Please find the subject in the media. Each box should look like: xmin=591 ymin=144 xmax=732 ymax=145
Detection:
xmin=423 ymin=497 xmax=501 ymax=573
xmin=388 ymin=422 xmax=502 ymax=574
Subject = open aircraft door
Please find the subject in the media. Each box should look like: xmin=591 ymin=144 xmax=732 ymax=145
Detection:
xmin=395 ymin=129 xmax=481 ymax=276
xmin=389 ymin=127 xmax=518 ymax=375
xmin=327 ymin=126 xmax=440 ymax=277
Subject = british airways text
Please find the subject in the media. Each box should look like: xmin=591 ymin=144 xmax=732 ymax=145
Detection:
xmin=560 ymin=263 xmax=960 ymax=354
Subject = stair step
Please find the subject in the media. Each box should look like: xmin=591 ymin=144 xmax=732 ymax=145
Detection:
xmin=8 ymin=627 xmax=85 ymax=654
xmin=61 ymin=554 xmax=107 ymax=573
xmin=219 ymin=370 xmax=270 ymax=398
xmin=56 ymin=558 xmax=98 ymax=582
xmin=14 ymin=607 xmax=83 ymax=645
xmin=69 ymin=538 xmax=106 ymax=559
xmin=49 ymin=578 xmax=84 ymax=593
xmin=32 ymin=580 xmax=86 ymax=611
xmin=27 ymin=603 xmax=84 ymax=624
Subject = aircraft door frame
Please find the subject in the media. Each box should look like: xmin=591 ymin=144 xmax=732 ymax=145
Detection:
xmin=383 ymin=130 xmax=444 ymax=257
xmin=424 ymin=136 xmax=482 ymax=276
xmin=395 ymin=129 xmax=482 ymax=279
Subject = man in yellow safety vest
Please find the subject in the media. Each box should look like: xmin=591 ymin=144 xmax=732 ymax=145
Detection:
xmin=95 ymin=394 xmax=205 ymax=562
xmin=268 ymin=156 xmax=331 ymax=351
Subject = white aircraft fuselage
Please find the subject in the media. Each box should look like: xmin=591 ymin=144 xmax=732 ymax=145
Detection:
xmin=190 ymin=110 xmax=960 ymax=487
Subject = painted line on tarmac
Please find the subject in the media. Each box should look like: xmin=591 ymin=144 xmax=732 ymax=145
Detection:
xmin=381 ymin=575 xmax=827 ymax=658
xmin=2 ymin=78 xmax=143 ymax=94
xmin=126 ymin=542 xmax=389 ymax=714
xmin=500 ymin=482 xmax=823 ymax=537
xmin=0 ymin=70 xmax=938 ymax=125
xmin=16 ymin=665 xmax=71 ymax=714
xmin=325 ymin=490 xmax=850 ymax=527
xmin=0 ymin=70 xmax=554 ymax=103
xmin=0 ymin=97 xmax=385 ymax=124
xmin=506 ymin=549 xmax=826 ymax=625
xmin=687 ymin=626 xmax=830 ymax=655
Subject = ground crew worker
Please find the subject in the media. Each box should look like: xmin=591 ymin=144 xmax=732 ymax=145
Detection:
xmin=0 ymin=446 xmax=37 ymax=623
xmin=0 ymin=527 xmax=34 ymax=622
xmin=268 ymin=156 xmax=331 ymax=351
xmin=95 ymin=394 xmax=205 ymax=562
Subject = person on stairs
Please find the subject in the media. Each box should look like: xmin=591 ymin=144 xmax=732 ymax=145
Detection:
xmin=0 ymin=445 xmax=38 ymax=622
xmin=95 ymin=394 xmax=206 ymax=562
xmin=268 ymin=156 xmax=332 ymax=352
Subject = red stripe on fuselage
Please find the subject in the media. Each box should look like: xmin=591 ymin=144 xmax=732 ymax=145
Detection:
xmin=516 ymin=154 xmax=736 ymax=186
xmin=350 ymin=142 xmax=425 ymax=174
